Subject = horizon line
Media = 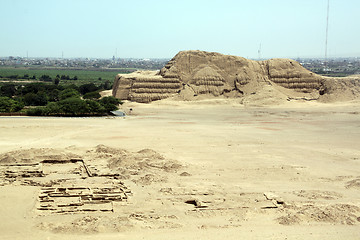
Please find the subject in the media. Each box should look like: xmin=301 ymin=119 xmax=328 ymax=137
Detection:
xmin=1 ymin=55 xmax=359 ymax=60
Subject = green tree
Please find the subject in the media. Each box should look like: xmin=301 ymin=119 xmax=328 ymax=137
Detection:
xmin=103 ymin=80 xmax=112 ymax=90
xmin=43 ymin=102 xmax=62 ymax=115
xmin=64 ymin=84 xmax=79 ymax=91
xmin=83 ymin=91 xmax=101 ymax=100
xmin=13 ymin=100 xmax=24 ymax=112
xmin=0 ymin=97 xmax=24 ymax=112
xmin=99 ymin=96 xmax=122 ymax=105
xmin=47 ymin=89 xmax=60 ymax=102
xmin=17 ymin=83 xmax=44 ymax=95
xmin=54 ymin=76 xmax=60 ymax=85
xmin=0 ymin=97 xmax=15 ymax=112
xmin=9 ymin=75 xmax=19 ymax=79
xmin=86 ymin=100 xmax=106 ymax=113
xmin=0 ymin=84 xmax=17 ymax=97
xmin=79 ymin=83 xmax=99 ymax=95
xmin=99 ymin=96 xmax=121 ymax=112
xmin=39 ymin=75 xmax=52 ymax=82
xmin=57 ymin=97 xmax=90 ymax=115
xmin=59 ymin=88 xmax=80 ymax=100
xmin=23 ymin=92 xmax=48 ymax=106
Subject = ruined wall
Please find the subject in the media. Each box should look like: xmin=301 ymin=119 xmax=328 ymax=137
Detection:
xmin=112 ymin=50 xmax=325 ymax=103
xmin=266 ymin=59 xmax=322 ymax=93
xmin=112 ymin=71 xmax=182 ymax=103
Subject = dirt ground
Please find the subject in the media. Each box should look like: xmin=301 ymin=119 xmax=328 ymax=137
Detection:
xmin=1 ymin=98 xmax=360 ymax=239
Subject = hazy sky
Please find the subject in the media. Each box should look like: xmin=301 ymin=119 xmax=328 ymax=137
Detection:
xmin=1 ymin=0 xmax=359 ymax=59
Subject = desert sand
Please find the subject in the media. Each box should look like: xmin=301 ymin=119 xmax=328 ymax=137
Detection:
xmin=1 ymin=98 xmax=360 ymax=239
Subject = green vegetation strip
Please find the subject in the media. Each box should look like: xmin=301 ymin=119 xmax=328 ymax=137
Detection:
xmin=0 ymin=81 xmax=122 ymax=116
xmin=0 ymin=67 xmax=133 ymax=86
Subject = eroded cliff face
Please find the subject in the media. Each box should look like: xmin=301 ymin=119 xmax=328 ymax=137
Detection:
xmin=112 ymin=50 xmax=359 ymax=103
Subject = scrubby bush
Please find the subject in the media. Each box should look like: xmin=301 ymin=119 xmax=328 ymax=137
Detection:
xmin=26 ymin=107 xmax=45 ymax=116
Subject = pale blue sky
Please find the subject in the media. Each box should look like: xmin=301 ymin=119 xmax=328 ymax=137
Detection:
xmin=1 ymin=0 xmax=359 ymax=59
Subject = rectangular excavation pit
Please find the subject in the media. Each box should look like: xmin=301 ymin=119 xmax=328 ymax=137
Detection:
xmin=0 ymin=159 xmax=91 ymax=185
xmin=41 ymin=159 xmax=90 ymax=178
xmin=38 ymin=186 xmax=130 ymax=214
xmin=0 ymin=163 xmax=44 ymax=185
xmin=1 ymin=159 xmax=132 ymax=214
xmin=0 ymin=159 xmax=120 ymax=184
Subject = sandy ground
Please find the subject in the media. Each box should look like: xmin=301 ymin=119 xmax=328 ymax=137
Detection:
xmin=1 ymin=99 xmax=360 ymax=239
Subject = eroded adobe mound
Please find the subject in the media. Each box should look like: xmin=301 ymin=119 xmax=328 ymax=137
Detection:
xmin=112 ymin=50 xmax=360 ymax=103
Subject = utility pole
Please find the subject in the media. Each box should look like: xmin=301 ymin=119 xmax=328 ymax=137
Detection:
xmin=324 ymin=0 xmax=330 ymax=71
xmin=258 ymin=43 xmax=262 ymax=61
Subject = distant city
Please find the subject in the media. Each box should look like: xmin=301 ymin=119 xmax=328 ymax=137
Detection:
xmin=0 ymin=56 xmax=170 ymax=71
xmin=1 ymin=56 xmax=359 ymax=77
xmin=298 ymin=57 xmax=360 ymax=77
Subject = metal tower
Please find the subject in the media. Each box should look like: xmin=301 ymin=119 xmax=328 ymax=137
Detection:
xmin=258 ymin=43 xmax=262 ymax=61
xmin=325 ymin=0 xmax=330 ymax=70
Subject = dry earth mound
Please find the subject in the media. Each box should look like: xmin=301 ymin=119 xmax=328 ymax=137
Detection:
xmin=112 ymin=50 xmax=360 ymax=104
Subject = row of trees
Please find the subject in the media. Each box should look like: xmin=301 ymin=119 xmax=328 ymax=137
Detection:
xmin=0 ymin=74 xmax=112 ymax=86
xmin=27 ymin=96 xmax=120 ymax=116
xmin=0 ymin=82 xmax=121 ymax=116
xmin=0 ymin=74 xmax=36 ymax=80
xmin=0 ymin=74 xmax=77 ymax=82
xmin=1 ymin=82 xmax=110 ymax=103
